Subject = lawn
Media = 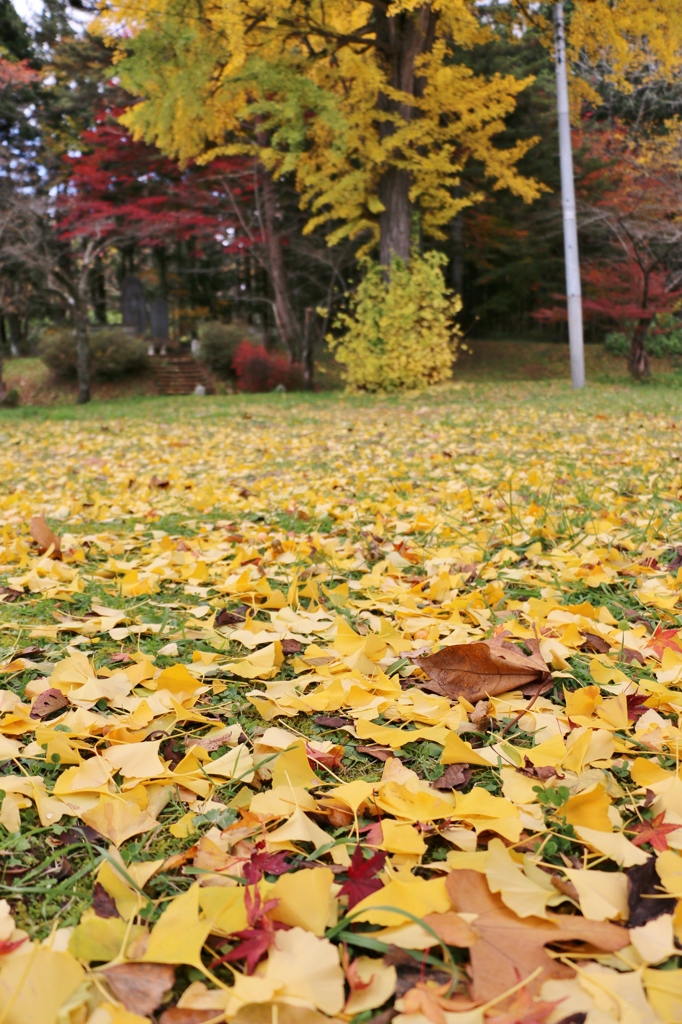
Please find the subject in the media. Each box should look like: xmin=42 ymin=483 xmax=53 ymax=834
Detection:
xmin=5 ymin=338 xmax=682 ymax=407
xmin=1 ymin=382 xmax=682 ymax=1023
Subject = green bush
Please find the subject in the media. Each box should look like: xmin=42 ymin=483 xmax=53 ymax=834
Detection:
xmin=648 ymin=314 xmax=682 ymax=357
xmin=604 ymin=331 xmax=630 ymax=356
xmin=39 ymin=327 xmax=149 ymax=379
xmin=328 ymin=251 xmax=460 ymax=391
xmin=197 ymin=321 xmax=255 ymax=379
xmin=604 ymin=317 xmax=682 ymax=359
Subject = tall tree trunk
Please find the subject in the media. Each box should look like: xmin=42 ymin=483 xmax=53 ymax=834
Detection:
xmin=630 ymin=270 xmax=651 ymax=379
xmin=449 ymin=213 xmax=464 ymax=296
xmin=379 ymin=168 xmax=412 ymax=266
xmin=260 ymin=162 xmax=301 ymax=361
xmin=375 ymin=5 xmax=438 ymax=266
xmin=91 ymin=256 xmax=107 ymax=325
xmin=302 ymin=307 xmax=315 ymax=390
xmin=7 ymin=313 xmax=21 ymax=357
xmin=630 ymin=319 xmax=650 ymax=379
xmin=74 ymin=303 xmax=91 ymax=404
xmin=0 ymin=316 xmax=5 ymax=396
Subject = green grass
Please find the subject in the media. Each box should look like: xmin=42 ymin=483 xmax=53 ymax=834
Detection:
xmin=2 ymin=375 xmax=682 ymax=426
xmin=5 ymin=338 xmax=682 ymax=416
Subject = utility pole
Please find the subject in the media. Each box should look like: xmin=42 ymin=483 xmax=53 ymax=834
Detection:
xmin=554 ymin=2 xmax=585 ymax=389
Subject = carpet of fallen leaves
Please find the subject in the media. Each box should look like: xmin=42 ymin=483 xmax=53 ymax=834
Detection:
xmin=3 ymin=391 xmax=682 ymax=1024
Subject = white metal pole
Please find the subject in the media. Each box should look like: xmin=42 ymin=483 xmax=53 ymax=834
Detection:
xmin=554 ymin=2 xmax=585 ymax=389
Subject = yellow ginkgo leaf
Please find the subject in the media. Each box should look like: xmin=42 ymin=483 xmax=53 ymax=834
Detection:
xmin=102 ymin=740 xmax=166 ymax=779
xmin=484 ymin=838 xmax=554 ymax=919
xmin=0 ymin=945 xmax=85 ymax=1024
xmin=203 ymin=743 xmax=254 ymax=782
xmin=562 ymin=868 xmax=629 ymax=921
xmin=199 ymin=887 xmax=248 ymax=936
xmin=81 ymin=794 xmax=158 ymax=847
xmin=351 ymin=869 xmax=449 ymax=928
xmin=574 ymin=826 xmax=648 ymax=867
xmin=326 ymin=779 xmax=377 ymax=815
xmin=379 ymin=820 xmax=427 ymax=857
xmin=269 ymin=866 xmax=336 ymax=935
xmin=563 ymin=784 xmax=613 ymax=833
xmin=272 ymin=739 xmax=321 ymax=790
xmin=142 ymin=884 xmax=212 ymax=970
xmin=440 ymin=731 xmax=492 ymax=767
xmin=68 ymin=911 xmax=146 ymax=962
xmin=265 ymin=806 xmax=333 ymax=851
xmin=630 ymin=915 xmax=677 ymax=965
xmin=345 ymin=957 xmax=397 ymax=1015
xmin=644 ymin=965 xmax=682 ymax=1023
xmin=261 ymin=927 xmax=345 ymax=1016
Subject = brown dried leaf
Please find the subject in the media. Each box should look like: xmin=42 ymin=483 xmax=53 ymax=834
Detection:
xmin=281 ymin=638 xmax=304 ymax=655
xmin=445 ymin=869 xmax=629 ymax=1001
xmin=356 ymin=745 xmax=395 ymax=762
xmin=579 ymin=632 xmax=611 ymax=654
xmin=29 ymin=514 xmax=61 ymax=558
xmin=103 ymin=963 xmax=175 ymax=1016
xmin=215 ymin=607 xmax=247 ymax=627
xmin=415 ymin=637 xmax=550 ymax=704
xmin=29 ymin=688 xmax=69 ymax=720
xmin=470 ymin=699 xmax=491 ymax=728
xmin=314 ymin=715 xmax=350 ymax=728
xmin=517 ymin=757 xmax=564 ymax=782
xmin=92 ymin=882 xmax=120 ymax=919
xmin=432 ymin=764 xmax=472 ymax=790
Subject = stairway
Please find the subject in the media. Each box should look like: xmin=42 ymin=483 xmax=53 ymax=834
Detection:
xmin=151 ymin=355 xmax=216 ymax=396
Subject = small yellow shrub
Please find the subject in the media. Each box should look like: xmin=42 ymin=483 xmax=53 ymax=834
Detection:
xmin=328 ymin=251 xmax=460 ymax=391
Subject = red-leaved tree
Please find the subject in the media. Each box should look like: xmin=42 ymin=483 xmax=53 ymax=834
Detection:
xmin=578 ymin=124 xmax=682 ymax=377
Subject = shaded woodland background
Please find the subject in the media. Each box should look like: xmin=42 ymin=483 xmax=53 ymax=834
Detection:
xmin=2 ymin=0 xmax=682 ymax=390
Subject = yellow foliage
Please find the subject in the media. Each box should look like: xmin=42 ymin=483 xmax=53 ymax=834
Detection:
xmin=329 ymin=252 xmax=459 ymax=391
xmin=99 ymin=0 xmax=543 ymax=248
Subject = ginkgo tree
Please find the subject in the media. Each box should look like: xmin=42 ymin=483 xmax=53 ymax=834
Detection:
xmin=98 ymin=0 xmax=544 ymax=280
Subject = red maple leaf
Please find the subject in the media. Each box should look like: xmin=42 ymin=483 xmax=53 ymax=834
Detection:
xmin=645 ymin=627 xmax=682 ymax=660
xmin=338 ymin=845 xmax=386 ymax=910
xmin=626 ymin=693 xmax=651 ymax=722
xmin=209 ymin=887 xmax=288 ymax=974
xmin=241 ymin=842 xmax=291 ymax=884
xmin=0 ymin=936 xmax=26 ymax=956
xmin=628 ymin=812 xmax=682 ymax=852
xmin=306 ymin=742 xmax=345 ymax=771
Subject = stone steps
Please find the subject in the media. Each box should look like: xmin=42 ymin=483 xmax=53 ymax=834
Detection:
xmin=151 ymin=356 xmax=215 ymax=396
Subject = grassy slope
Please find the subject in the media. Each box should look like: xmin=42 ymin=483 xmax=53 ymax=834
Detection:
xmin=5 ymin=340 xmax=682 ymax=409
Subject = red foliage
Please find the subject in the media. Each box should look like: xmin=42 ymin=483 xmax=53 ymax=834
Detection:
xmin=646 ymin=626 xmax=682 ymax=659
xmin=232 ymin=341 xmax=304 ymax=392
xmin=628 ymin=812 xmax=682 ymax=853
xmin=535 ymin=122 xmax=682 ymax=332
xmin=0 ymin=58 xmax=39 ymax=89
xmin=581 ymin=262 xmax=682 ymax=327
xmin=57 ymin=109 xmax=254 ymax=254
xmin=338 ymin=845 xmax=387 ymax=910
xmin=241 ymin=843 xmax=291 ymax=885
xmin=209 ymin=887 xmax=288 ymax=975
